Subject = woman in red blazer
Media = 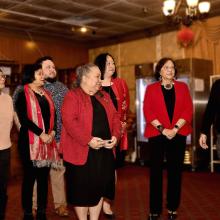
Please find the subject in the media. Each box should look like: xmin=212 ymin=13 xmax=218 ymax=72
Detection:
xmin=60 ymin=63 xmax=121 ymax=220
xmin=143 ymin=58 xmax=193 ymax=220
xmin=95 ymin=53 xmax=130 ymax=217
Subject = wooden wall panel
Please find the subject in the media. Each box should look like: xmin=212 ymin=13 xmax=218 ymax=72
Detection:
xmin=161 ymin=31 xmax=185 ymax=59
xmin=119 ymin=38 xmax=156 ymax=65
xmin=0 ymin=34 xmax=88 ymax=68
xmin=89 ymin=45 xmax=120 ymax=65
xmin=213 ymin=42 xmax=220 ymax=74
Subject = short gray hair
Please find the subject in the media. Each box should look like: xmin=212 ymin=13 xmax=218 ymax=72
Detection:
xmin=75 ymin=63 xmax=97 ymax=87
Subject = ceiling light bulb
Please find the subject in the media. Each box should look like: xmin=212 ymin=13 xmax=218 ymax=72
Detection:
xmin=80 ymin=27 xmax=88 ymax=33
xmin=163 ymin=0 xmax=176 ymax=15
xmin=186 ymin=0 xmax=199 ymax=8
xmin=198 ymin=1 xmax=211 ymax=13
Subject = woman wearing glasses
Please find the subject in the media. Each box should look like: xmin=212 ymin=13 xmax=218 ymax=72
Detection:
xmin=143 ymin=58 xmax=193 ymax=220
xmin=0 ymin=70 xmax=14 ymax=220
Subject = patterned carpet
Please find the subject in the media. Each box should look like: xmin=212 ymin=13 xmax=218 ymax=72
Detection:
xmin=5 ymin=164 xmax=220 ymax=220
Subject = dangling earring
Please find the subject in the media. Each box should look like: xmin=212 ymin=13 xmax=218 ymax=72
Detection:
xmin=159 ymin=75 xmax=162 ymax=81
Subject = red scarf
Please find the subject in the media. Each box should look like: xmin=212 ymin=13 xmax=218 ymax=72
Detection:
xmin=24 ymin=84 xmax=60 ymax=168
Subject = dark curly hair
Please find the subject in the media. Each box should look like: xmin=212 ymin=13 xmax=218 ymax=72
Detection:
xmin=35 ymin=56 xmax=53 ymax=65
xmin=94 ymin=53 xmax=117 ymax=80
xmin=154 ymin=57 xmax=177 ymax=81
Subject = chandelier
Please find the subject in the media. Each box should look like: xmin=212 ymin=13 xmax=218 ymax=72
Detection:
xmin=162 ymin=0 xmax=211 ymax=26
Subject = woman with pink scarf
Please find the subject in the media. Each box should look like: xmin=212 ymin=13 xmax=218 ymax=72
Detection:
xmin=15 ymin=64 xmax=59 ymax=220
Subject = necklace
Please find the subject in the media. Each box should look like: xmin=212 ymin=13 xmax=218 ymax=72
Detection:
xmin=161 ymin=82 xmax=174 ymax=90
xmin=33 ymin=88 xmax=44 ymax=96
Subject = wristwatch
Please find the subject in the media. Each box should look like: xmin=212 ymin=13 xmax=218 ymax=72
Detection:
xmin=174 ymin=124 xmax=180 ymax=130
xmin=156 ymin=125 xmax=164 ymax=133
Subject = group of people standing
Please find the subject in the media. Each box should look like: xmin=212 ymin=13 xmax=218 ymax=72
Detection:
xmin=0 ymin=53 xmax=130 ymax=220
xmin=0 ymin=55 xmax=218 ymax=220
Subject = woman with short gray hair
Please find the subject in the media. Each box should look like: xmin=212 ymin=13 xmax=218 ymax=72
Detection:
xmin=61 ymin=63 xmax=121 ymax=220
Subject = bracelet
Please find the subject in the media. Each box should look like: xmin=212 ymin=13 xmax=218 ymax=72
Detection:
xmin=156 ymin=125 xmax=164 ymax=133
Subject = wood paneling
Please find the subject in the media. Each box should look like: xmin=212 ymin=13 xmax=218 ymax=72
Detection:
xmin=0 ymin=33 xmax=88 ymax=68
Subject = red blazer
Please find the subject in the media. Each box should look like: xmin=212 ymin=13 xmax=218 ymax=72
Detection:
xmin=143 ymin=81 xmax=193 ymax=138
xmin=60 ymin=88 xmax=121 ymax=165
xmin=111 ymin=77 xmax=130 ymax=150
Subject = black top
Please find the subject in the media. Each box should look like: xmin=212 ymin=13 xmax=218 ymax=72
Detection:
xmin=102 ymin=86 xmax=118 ymax=111
xmin=15 ymin=89 xmax=56 ymax=163
xmin=90 ymin=96 xmax=111 ymax=140
xmin=161 ymin=85 xmax=175 ymax=123
xmin=16 ymin=90 xmax=55 ymax=135
xmin=201 ymin=79 xmax=220 ymax=135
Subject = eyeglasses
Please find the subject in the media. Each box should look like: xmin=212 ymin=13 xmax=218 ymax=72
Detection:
xmin=0 ymin=74 xmax=6 ymax=80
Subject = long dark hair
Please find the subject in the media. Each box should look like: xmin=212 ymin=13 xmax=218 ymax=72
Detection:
xmin=21 ymin=64 xmax=42 ymax=85
xmin=154 ymin=57 xmax=177 ymax=81
xmin=94 ymin=53 xmax=117 ymax=80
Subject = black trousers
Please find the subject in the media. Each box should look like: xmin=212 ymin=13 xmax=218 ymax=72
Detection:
xmin=148 ymin=134 xmax=186 ymax=214
xmin=0 ymin=148 xmax=10 ymax=220
xmin=21 ymin=159 xmax=50 ymax=214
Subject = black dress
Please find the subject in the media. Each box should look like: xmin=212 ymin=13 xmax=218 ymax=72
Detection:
xmin=65 ymin=96 xmax=115 ymax=206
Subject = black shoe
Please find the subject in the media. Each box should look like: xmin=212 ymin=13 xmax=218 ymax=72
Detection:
xmin=168 ymin=211 xmax=177 ymax=219
xmin=36 ymin=211 xmax=47 ymax=220
xmin=103 ymin=212 xmax=116 ymax=219
xmin=23 ymin=213 xmax=34 ymax=220
xmin=148 ymin=213 xmax=161 ymax=220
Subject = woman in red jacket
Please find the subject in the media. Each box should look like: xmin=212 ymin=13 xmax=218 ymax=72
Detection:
xmin=60 ymin=63 xmax=120 ymax=220
xmin=95 ymin=53 xmax=130 ymax=218
xmin=143 ymin=58 xmax=193 ymax=220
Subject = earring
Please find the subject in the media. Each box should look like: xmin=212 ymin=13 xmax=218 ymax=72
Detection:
xmin=159 ymin=75 xmax=162 ymax=81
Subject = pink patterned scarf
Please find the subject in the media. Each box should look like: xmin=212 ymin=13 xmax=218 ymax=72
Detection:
xmin=24 ymin=84 xmax=60 ymax=168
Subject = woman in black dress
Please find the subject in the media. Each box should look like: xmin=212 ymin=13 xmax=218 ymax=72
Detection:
xmin=60 ymin=63 xmax=121 ymax=220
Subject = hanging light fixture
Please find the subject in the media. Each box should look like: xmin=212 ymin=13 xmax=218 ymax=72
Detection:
xmin=162 ymin=0 xmax=211 ymax=26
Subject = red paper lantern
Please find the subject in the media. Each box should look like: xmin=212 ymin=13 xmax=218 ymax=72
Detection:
xmin=177 ymin=27 xmax=195 ymax=47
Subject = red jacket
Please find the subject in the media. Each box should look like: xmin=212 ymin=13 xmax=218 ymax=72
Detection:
xmin=111 ymin=77 xmax=130 ymax=150
xmin=143 ymin=81 xmax=193 ymax=138
xmin=60 ymin=88 xmax=121 ymax=165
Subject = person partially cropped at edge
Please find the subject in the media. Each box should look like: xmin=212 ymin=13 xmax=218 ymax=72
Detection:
xmin=60 ymin=63 xmax=121 ymax=220
xmin=0 ymin=69 xmax=14 ymax=220
xmin=14 ymin=64 xmax=60 ymax=220
xmin=143 ymin=57 xmax=193 ymax=220
xmin=199 ymin=79 xmax=220 ymax=156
